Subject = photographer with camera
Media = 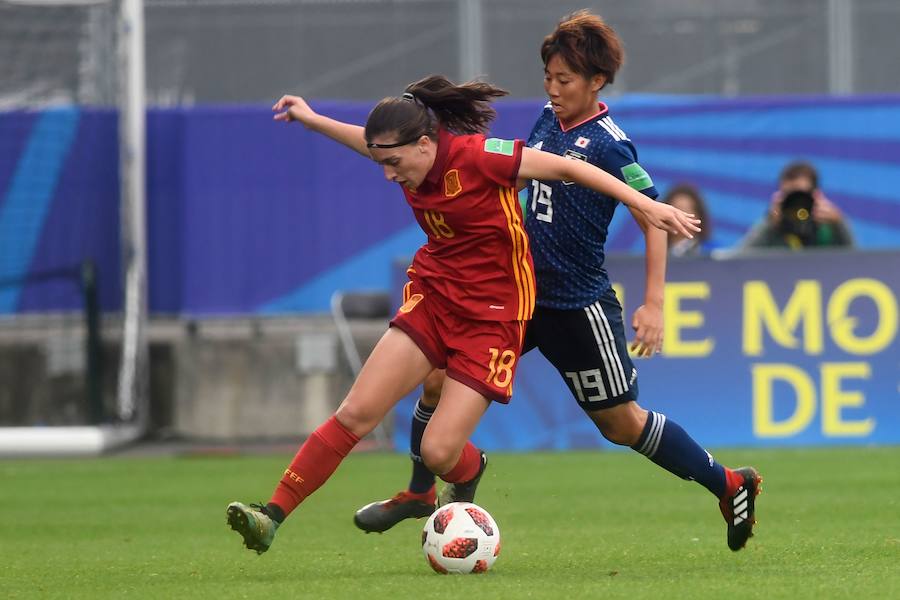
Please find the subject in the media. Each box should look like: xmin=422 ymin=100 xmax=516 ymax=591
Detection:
xmin=738 ymin=161 xmax=854 ymax=250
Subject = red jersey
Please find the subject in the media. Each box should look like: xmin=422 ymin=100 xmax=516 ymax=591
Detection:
xmin=403 ymin=129 xmax=535 ymax=322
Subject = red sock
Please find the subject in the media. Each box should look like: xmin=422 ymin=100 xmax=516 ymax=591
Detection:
xmin=439 ymin=441 xmax=481 ymax=483
xmin=269 ymin=416 xmax=359 ymax=518
xmin=723 ymin=467 xmax=744 ymax=497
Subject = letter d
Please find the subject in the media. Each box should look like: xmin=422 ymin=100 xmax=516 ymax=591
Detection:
xmin=752 ymin=364 xmax=816 ymax=437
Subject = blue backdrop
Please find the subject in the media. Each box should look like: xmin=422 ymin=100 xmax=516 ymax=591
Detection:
xmin=393 ymin=250 xmax=900 ymax=450
xmin=1 ymin=95 xmax=900 ymax=315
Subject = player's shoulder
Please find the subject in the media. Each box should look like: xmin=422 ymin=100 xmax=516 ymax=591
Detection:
xmin=449 ymin=133 xmax=521 ymax=187
xmin=581 ymin=111 xmax=623 ymax=143
xmin=527 ymin=103 xmax=559 ymax=147
xmin=447 ymin=132 xmax=487 ymax=161
xmin=596 ymin=108 xmax=639 ymax=148
xmin=532 ymin=103 xmax=556 ymax=129
xmin=586 ymin=113 xmax=640 ymax=162
xmin=454 ymin=133 xmax=521 ymax=160
xmin=452 ymin=132 xmax=485 ymax=151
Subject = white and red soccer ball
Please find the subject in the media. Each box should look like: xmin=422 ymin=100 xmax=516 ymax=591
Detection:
xmin=421 ymin=502 xmax=501 ymax=574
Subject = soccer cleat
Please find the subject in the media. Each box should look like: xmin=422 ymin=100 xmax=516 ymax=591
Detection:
xmin=226 ymin=501 xmax=279 ymax=554
xmin=437 ymin=451 xmax=488 ymax=507
xmin=353 ymin=489 xmax=436 ymax=533
xmin=719 ymin=467 xmax=763 ymax=551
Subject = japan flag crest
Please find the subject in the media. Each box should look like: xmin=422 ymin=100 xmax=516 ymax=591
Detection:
xmin=575 ymin=136 xmax=590 ymax=148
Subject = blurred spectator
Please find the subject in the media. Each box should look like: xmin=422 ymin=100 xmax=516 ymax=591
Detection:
xmin=663 ymin=184 xmax=715 ymax=257
xmin=738 ymin=161 xmax=854 ymax=250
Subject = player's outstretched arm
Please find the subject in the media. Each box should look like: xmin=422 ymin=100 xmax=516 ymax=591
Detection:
xmin=626 ymin=205 xmax=667 ymax=358
xmin=272 ymin=95 xmax=369 ymax=157
xmin=518 ymin=147 xmax=701 ymax=238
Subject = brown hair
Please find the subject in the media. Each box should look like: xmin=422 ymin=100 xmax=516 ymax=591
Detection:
xmin=663 ymin=184 xmax=711 ymax=242
xmin=779 ymin=161 xmax=819 ymax=189
xmin=364 ymin=75 xmax=508 ymax=144
xmin=540 ymin=10 xmax=624 ymax=87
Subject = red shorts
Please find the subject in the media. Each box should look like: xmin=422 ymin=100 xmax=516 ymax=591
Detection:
xmin=390 ymin=280 xmax=526 ymax=403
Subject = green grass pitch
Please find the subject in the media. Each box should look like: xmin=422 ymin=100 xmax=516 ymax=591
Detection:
xmin=3 ymin=446 xmax=899 ymax=599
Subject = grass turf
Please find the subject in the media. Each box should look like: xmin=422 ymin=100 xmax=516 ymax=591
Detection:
xmin=2 ymin=446 xmax=898 ymax=599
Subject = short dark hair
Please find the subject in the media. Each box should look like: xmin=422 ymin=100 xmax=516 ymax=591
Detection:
xmin=662 ymin=183 xmax=711 ymax=242
xmin=540 ymin=10 xmax=624 ymax=87
xmin=779 ymin=161 xmax=819 ymax=189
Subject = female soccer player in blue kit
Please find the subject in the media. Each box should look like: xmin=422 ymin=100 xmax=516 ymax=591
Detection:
xmin=353 ymin=11 xmax=762 ymax=552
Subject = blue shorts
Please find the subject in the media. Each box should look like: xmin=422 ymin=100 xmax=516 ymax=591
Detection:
xmin=523 ymin=287 xmax=638 ymax=409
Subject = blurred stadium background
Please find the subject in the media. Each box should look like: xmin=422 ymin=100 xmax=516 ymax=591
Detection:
xmin=0 ymin=0 xmax=898 ymax=456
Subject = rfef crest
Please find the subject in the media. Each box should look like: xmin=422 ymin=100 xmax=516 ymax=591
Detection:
xmin=444 ymin=169 xmax=463 ymax=198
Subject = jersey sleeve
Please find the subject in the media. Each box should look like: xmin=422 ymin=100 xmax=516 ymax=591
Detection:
xmin=475 ymin=136 xmax=525 ymax=188
xmin=597 ymin=140 xmax=659 ymax=200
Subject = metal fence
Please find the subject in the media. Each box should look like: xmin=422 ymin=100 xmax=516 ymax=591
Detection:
xmin=2 ymin=0 xmax=898 ymax=108
xmin=141 ymin=0 xmax=897 ymax=102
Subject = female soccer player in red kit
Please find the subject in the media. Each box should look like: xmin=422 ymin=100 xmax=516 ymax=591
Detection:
xmin=226 ymin=75 xmax=700 ymax=554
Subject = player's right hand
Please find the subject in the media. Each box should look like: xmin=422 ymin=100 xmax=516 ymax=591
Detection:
xmin=272 ymin=95 xmax=317 ymax=125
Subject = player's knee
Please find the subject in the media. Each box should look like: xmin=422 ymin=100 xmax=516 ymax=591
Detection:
xmin=334 ymin=400 xmax=378 ymax=439
xmin=595 ymin=421 xmax=633 ymax=446
xmin=419 ymin=439 xmax=458 ymax=475
xmin=421 ymin=369 xmax=444 ymax=408
xmin=588 ymin=403 xmax=648 ymax=447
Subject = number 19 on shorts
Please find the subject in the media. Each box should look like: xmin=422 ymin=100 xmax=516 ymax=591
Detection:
xmin=485 ymin=348 xmax=517 ymax=388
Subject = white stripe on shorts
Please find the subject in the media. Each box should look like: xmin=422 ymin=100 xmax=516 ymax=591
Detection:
xmin=584 ymin=301 xmax=628 ymax=397
xmin=592 ymin=300 xmax=629 ymax=394
xmin=583 ymin=304 xmax=621 ymax=397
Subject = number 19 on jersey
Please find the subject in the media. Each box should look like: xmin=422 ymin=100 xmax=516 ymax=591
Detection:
xmin=530 ymin=180 xmax=553 ymax=223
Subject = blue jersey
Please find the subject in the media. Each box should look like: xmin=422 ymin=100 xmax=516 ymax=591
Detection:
xmin=525 ymin=102 xmax=658 ymax=309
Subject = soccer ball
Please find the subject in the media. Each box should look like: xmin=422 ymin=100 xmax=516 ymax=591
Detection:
xmin=421 ymin=502 xmax=501 ymax=574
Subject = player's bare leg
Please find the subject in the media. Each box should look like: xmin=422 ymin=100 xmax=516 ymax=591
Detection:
xmin=228 ymin=328 xmax=433 ymax=553
xmin=423 ymin=377 xmax=490 ymax=506
xmin=354 ymin=369 xmax=446 ymax=533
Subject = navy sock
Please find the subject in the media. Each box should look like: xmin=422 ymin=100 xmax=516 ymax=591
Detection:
xmin=408 ymin=398 xmax=437 ymax=494
xmin=264 ymin=503 xmax=285 ymax=524
xmin=632 ymin=411 xmax=726 ymax=498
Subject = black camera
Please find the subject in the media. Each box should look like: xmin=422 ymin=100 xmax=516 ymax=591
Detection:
xmin=779 ymin=190 xmax=817 ymax=246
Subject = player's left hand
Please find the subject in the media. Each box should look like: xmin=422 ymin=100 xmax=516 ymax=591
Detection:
xmin=642 ymin=202 xmax=701 ymax=239
xmin=630 ymin=303 xmax=663 ymax=358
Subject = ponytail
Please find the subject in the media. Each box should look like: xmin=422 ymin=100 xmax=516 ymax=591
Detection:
xmin=405 ymin=75 xmax=507 ymax=135
xmin=364 ymin=75 xmax=508 ymax=146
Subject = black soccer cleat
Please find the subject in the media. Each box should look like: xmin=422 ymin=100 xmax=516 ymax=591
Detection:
xmin=437 ymin=451 xmax=488 ymax=507
xmin=719 ymin=467 xmax=763 ymax=551
xmin=353 ymin=490 xmax=436 ymax=533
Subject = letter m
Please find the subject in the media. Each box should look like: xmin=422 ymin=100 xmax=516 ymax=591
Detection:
xmin=743 ymin=280 xmax=823 ymax=356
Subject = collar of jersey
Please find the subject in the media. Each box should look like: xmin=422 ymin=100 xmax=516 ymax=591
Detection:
xmin=422 ymin=127 xmax=452 ymax=189
xmin=558 ymin=101 xmax=609 ymax=133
